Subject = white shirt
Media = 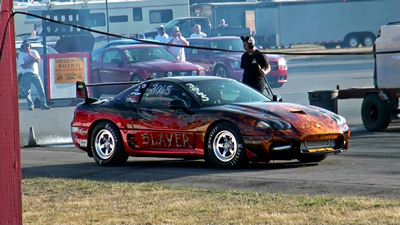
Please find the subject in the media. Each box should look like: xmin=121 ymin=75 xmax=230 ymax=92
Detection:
xmin=167 ymin=36 xmax=187 ymax=62
xmin=17 ymin=49 xmax=40 ymax=75
xmin=155 ymin=33 xmax=169 ymax=43
xmin=190 ymin=32 xmax=207 ymax=38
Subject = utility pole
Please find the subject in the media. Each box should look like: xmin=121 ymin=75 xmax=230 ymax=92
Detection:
xmin=0 ymin=0 xmax=23 ymax=223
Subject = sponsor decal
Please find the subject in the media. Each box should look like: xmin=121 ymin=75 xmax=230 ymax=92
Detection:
xmin=140 ymin=132 xmax=192 ymax=148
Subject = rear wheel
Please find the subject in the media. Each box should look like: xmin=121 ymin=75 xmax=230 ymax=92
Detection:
xmin=345 ymin=34 xmax=360 ymax=48
xmin=214 ymin=65 xmax=229 ymax=78
xmin=206 ymin=122 xmax=246 ymax=168
xmin=361 ymin=94 xmax=391 ymax=131
xmin=90 ymin=121 xmax=128 ymax=166
xmin=361 ymin=33 xmax=375 ymax=47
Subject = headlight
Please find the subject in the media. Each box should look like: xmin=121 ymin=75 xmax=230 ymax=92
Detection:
xmin=255 ymin=119 xmax=292 ymax=130
xmin=230 ymin=61 xmax=240 ymax=69
xmin=331 ymin=114 xmax=347 ymax=126
xmin=278 ymin=57 xmax=287 ymax=70
xmin=150 ymin=72 xmax=162 ymax=78
xmin=166 ymin=71 xmax=173 ymax=77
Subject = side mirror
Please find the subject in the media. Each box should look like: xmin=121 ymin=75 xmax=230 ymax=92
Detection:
xmin=273 ymin=95 xmax=282 ymax=102
xmin=169 ymin=99 xmax=192 ymax=114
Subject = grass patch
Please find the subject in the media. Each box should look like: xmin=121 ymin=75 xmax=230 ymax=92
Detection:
xmin=22 ymin=178 xmax=400 ymax=225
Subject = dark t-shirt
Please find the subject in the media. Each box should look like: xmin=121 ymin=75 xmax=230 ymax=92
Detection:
xmin=240 ymin=50 xmax=269 ymax=91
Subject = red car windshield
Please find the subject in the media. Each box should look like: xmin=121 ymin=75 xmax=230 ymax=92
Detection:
xmin=124 ymin=47 xmax=177 ymax=63
xmin=210 ymin=39 xmax=244 ymax=54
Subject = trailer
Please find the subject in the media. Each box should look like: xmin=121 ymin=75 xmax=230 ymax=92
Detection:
xmin=255 ymin=0 xmax=400 ymax=49
xmin=310 ymin=23 xmax=400 ymax=131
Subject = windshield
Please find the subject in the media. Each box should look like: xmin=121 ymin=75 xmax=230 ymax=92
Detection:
xmin=164 ymin=18 xmax=180 ymax=30
xmin=124 ymin=46 xmax=176 ymax=63
xmin=185 ymin=79 xmax=269 ymax=107
xmin=211 ymin=39 xmax=244 ymax=54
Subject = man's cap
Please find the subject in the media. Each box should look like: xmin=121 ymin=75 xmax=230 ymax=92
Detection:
xmin=240 ymin=36 xmax=255 ymax=45
xmin=172 ymin=26 xmax=180 ymax=32
xmin=157 ymin=25 xmax=165 ymax=31
xmin=22 ymin=39 xmax=31 ymax=47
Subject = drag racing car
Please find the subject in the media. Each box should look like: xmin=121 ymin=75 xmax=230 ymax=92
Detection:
xmin=71 ymin=76 xmax=349 ymax=168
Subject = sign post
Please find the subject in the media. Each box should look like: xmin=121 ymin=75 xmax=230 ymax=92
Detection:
xmin=0 ymin=0 xmax=23 ymax=224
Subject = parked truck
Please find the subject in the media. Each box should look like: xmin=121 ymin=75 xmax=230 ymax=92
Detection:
xmin=255 ymin=0 xmax=400 ymax=49
xmin=140 ymin=16 xmax=250 ymax=39
xmin=311 ymin=23 xmax=400 ymax=131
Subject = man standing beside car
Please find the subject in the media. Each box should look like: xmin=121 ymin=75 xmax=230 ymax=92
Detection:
xmin=155 ymin=25 xmax=169 ymax=43
xmin=17 ymin=39 xmax=50 ymax=110
xmin=240 ymin=36 xmax=270 ymax=93
xmin=167 ymin=26 xmax=189 ymax=62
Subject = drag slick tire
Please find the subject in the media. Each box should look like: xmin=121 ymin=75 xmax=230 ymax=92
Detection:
xmin=206 ymin=122 xmax=246 ymax=168
xmin=297 ymin=154 xmax=327 ymax=163
xmin=90 ymin=121 xmax=128 ymax=166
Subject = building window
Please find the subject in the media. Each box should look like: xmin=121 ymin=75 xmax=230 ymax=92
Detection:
xmin=109 ymin=15 xmax=128 ymax=23
xmin=90 ymin=13 xmax=105 ymax=27
xmin=149 ymin=9 xmax=173 ymax=24
xmin=133 ymin=8 xmax=143 ymax=21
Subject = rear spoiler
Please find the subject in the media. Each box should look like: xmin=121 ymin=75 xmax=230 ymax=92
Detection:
xmin=76 ymin=81 xmax=142 ymax=103
xmin=76 ymin=81 xmax=98 ymax=104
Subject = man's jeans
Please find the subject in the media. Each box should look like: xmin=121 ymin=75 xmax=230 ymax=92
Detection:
xmin=22 ymin=72 xmax=47 ymax=108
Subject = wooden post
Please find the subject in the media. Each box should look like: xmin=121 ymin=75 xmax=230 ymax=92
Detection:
xmin=0 ymin=0 xmax=22 ymax=223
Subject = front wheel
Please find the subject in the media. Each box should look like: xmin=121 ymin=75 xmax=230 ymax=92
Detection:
xmin=361 ymin=94 xmax=391 ymax=131
xmin=90 ymin=121 xmax=128 ymax=166
xmin=214 ymin=65 xmax=229 ymax=78
xmin=206 ymin=122 xmax=246 ymax=168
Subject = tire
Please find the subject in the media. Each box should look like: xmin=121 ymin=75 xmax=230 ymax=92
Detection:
xmin=206 ymin=122 xmax=246 ymax=168
xmin=90 ymin=121 xmax=128 ymax=166
xmin=130 ymin=74 xmax=143 ymax=81
xmin=361 ymin=33 xmax=375 ymax=47
xmin=297 ymin=154 xmax=327 ymax=163
xmin=214 ymin=65 xmax=229 ymax=78
xmin=345 ymin=34 xmax=360 ymax=48
xmin=361 ymin=94 xmax=391 ymax=131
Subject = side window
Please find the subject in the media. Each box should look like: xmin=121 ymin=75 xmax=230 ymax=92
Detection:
xmin=149 ymin=9 xmax=173 ymax=24
xmin=114 ymin=83 xmax=148 ymax=105
xmin=140 ymin=82 xmax=192 ymax=108
xmin=133 ymin=8 xmax=143 ymax=21
xmin=109 ymin=15 xmax=128 ymax=23
xmin=102 ymin=50 xmax=122 ymax=63
xmin=188 ymin=40 xmax=207 ymax=55
xmin=89 ymin=13 xmax=105 ymax=27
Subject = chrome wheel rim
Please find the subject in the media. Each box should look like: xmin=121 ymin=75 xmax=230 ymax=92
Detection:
xmin=95 ymin=129 xmax=115 ymax=160
xmin=216 ymin=67 xmax=228 ymax=78
xmin=212 ymin=130 xmax=237 ymax=162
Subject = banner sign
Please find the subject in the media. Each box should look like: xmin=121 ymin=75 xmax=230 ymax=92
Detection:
xmin=54 ymin=57 xmax=85 ymax=84
xmin=47 ymin=52 xmax=91 ymax=99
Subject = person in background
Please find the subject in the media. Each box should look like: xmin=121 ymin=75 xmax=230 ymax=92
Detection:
xmin=190 ymin=24 xmax=207 ymax=38
xmin=217 ymin=19 xmax=228 ymax=28
xmin=17 ymin=39 xmax=50 ymax=110
xmin=154 ymin=25 xmax=169 ymax=43
xmin=167 ymin=26 xmax=189 ymax=61
xmin=240 ymin=36 xmax=270 ymax=93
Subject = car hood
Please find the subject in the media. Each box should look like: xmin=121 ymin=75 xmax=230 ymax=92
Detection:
xmin=214 ymin=102 xmax=345 ymax=133
xmin=132 ymin=60 xmax=203 ymax=71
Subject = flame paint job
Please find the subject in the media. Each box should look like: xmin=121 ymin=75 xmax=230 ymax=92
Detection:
xmin=71 ymin=77 xmax=349 ymax=163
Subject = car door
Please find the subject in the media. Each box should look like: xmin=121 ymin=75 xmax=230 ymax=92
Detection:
xmin=186 ymin=39 xmax=214 ymax=74
xmin=98 ymin=48 xmax=130 ymax=83
xmin=132 ymin=81 xmax=199 ymax=153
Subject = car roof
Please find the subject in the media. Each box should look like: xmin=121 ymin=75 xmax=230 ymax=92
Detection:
xmin=112 ymin=44 xmax=162 ymax=49
xmin=148 ymin=75 xmax=227 ymax=84
xmin=187 ymin=36 xmax=240 ymax=41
